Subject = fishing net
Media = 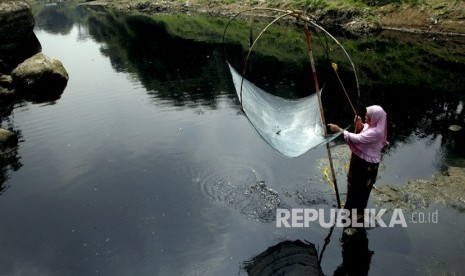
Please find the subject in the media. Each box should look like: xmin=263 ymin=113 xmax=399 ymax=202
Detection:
xmin=228 ymin=62 xmax=341 ymax=157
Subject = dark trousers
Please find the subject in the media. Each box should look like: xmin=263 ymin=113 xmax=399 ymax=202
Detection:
xmin=344 ymin=154 xmax=379 ymax=216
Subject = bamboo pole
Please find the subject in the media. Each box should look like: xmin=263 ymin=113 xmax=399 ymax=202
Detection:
xmin=222 ymin=8 xmax=359 ymax=208
xmin=332 ymin=63 xmax=357 ymax=116
xmin=304 ymin=23 xmax=342 ymax=209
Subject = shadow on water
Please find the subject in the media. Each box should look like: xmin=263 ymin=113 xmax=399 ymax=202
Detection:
xmin=0 ymin=105 xmax=23 ymax=196
xmin=242 ymin=239 xmax=324 ymax=276
xmin=0 ymin=145 xmax=23 ymax=195
xmin=242 ymin=227 xmax=373 ymax=276
xmin=333 ymin=228 xmax=373 ymax=276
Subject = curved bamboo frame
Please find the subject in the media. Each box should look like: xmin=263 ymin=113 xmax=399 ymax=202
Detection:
xmin=223 ymin=8 xmax=361 ymax=209
xmin=222 ymin=8 xmax=361 ymax=102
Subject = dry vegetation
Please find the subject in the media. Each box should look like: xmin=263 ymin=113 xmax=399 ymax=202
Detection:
xmin=95 ymin=0 xmax=465 ymax=35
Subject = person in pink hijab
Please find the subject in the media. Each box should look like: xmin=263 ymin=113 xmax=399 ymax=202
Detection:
xmin=328 ymin=105 xmax=388 ymax=221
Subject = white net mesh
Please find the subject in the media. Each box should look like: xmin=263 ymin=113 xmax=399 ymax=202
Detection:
xmin=228 ymin=62 xmax=340 ymax=157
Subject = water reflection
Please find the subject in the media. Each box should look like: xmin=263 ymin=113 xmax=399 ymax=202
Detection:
xmin=243 ymin=239 xmax=324 ymax=276
xmin=334 ymin=228 xmax=373 ymax=276
xmin=0 ymin=145 xmax=22 ymax=195
xmin=242 ymin=227 xmax=373 ymax=276
xmin=83 ymin=7 xmax=234 ymax=109
xmin=0 ymin=107 xmax=23 ymax=195
xmin=34 ymin=1 xmax=74 ymax=35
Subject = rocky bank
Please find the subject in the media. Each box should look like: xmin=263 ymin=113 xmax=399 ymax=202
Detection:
xmin=0 ymin=1 xmax=69 ymax=104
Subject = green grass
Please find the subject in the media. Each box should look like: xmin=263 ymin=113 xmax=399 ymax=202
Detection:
xmin=198 ymin=0 xmax=238 ymax=4
xmin=362 ymin=0 xmax=425 ymax=5
xmin=74 ymin=2 xmax=465 ymax=98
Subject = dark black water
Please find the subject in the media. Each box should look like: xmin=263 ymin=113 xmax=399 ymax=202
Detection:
xmin=0 ymin=3 xmax=464 ymax=275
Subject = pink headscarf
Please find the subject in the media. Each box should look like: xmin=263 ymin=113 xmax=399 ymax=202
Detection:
xmin=366 ymin=105 xmax=389 ymax=147
xmin=343 ymin=105 xmax=388 ymax=163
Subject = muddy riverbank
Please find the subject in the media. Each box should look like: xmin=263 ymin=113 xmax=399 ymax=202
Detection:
xmin=318 ymin=144 xmax=465 ymax=211
xmin=89 ymin=0 xmax=465 ymax=36
xmin=373 ymin=166 xmax=465 ymax=212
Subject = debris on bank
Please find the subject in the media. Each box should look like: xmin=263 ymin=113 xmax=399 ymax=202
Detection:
xmin=319 ymin=145 xmax=465 ymax=212
xmin=373 ymin=166 xmax=465 ymax=211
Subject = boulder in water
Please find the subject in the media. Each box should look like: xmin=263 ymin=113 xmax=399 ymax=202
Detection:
xmin=0 ymin=1 xmax=40 ymax=73
xmin=0 ymin=128 xmax=18 ymax=148
xmin=449 ymin=124 xmax=462 ymax=132
xmin=12 ymin=52 xmax=68 ymax=101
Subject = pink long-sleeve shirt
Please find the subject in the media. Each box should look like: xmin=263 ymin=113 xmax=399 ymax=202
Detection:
xmin=342 ymin=105 xmax=388 ymax=164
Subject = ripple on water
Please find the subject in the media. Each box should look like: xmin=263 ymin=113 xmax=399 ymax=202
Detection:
xmin=191 ymin=165 xmax=257 ymax=204
xmin=240 ymin=181 xmax=290 ymax=223
xmin=180 ymin=263 xmax=211 ymax=276
xmin=189 ymin=161 xmax=290 ymax=223
xmin=186 ymin=154 xmax=340 ymax=223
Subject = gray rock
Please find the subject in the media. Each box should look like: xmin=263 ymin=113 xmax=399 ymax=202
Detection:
xmin=0 ymin=1 xmax=34 ymax=44
xmin=0 ymin=74 xmax=12 ymax=88
xmin=0 ymin=128 xmax=18 ymax=148
xmin=12 ymin=52 xmax=68 ymax=101
xmin=315 ymin=8 xmax=381 ymax=36
xmin=0 ymin=74 xmax=15 ymax=101
xmin=449 ymin=124 xmax=462 ymax=132
xmin=0 ymin=86 xmax=14 ymax=101
xmin=0 ymin=1 xmax=41 ymax=73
